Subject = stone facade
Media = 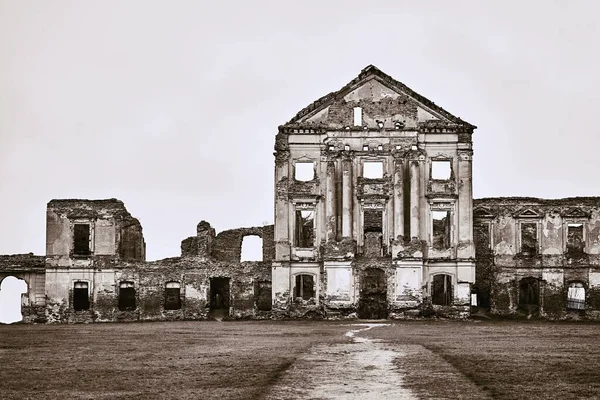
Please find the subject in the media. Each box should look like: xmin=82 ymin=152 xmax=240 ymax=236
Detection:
xmin=1 ymin=65 xmax=597 ymax=322
xmin=272 ymin=65 xmax=475 ymax=319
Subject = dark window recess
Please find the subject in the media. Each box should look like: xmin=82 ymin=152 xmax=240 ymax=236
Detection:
xmin=432 ymin=211 xmax=451 ymax=250
xmin=431 ymin=274 xmax=453 ymax=306
xmin=364 ymin=209 xmax=383 ymax=256
xmin=118 ymin=281 xmax=136 ymax=311
xmin=255 ymin=280 xmax=272 ymax=311
xmin=73 ymin=281 xmax=90 ymax=311
xmin=567 ymin=224 xmax=585 ymax=255
xmin=295 ymin=210 xmax=314 ymax=248
xmin=164 ymin=282 xmax=181 ymax=310
xmin=518 ymin=277 xmax=539 ymax=313
xmin=73 ymin=224 xmax=91 ymax=255
xmin=567 ymin=282 xmax=585 ymax=310
xmin=520 ymin=223 xmax=538 ymax=256
xmin=294 ymin=274 xmax=315 ymax=301
xmin=210 ymin=277 xmax=230 ymax=310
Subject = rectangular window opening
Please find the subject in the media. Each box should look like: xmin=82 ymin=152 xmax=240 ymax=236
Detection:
xmin=432 ymin=274 xmax=452 ymax=306
xmin=567 ymin=224 xmax=584 ymax=255
xmin=295 ymin=274 xmax=315 ymax=301
xmin=363 ymin=209 xmax=383 ymax=256
xmin=295 ymin=162 xmax=314 ymax=181
xmin=73 ymin=224 xmax=91 ymax=255
xmin=363 ymin=161 xmax=383 ymax=179
xmin=119 ymin=281 xmax=136 ymax=311
xmin=295 ymin=209 xmax=315 ymax=248
xmin=73 ymin=281 xmax=89 ymax=311
xmin=567 ymin=283 xmax=585 ymax=310
xmin=520 ymin=222 xmax=538 ymax=256
xmin=353 ymin=107 xmax=362 ymax=126
xmin=432 ymin=210 xmax=451 ymax=250
xmin=164 ymin=282 xmax=181 ymax=310
xmin=431 ymin=160 xmax=452 ymax=180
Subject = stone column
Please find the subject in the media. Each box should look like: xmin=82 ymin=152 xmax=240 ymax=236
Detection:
xmin=393 ymin=159 xmax=404 ymax=240
xmin=326 ymin=161 xmax=336 ymax=242
xmin=342 ymin=158 xmax=353 ymax=238
xmin=457 ymin=150 xmax=474 ymax=258
xmin=409 ymin=160 xmax=420 ymax=240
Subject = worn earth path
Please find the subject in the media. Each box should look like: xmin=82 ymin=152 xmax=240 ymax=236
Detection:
xmin=263 ymin=323 xmax=415 ymax=400
xmin=263 ymin=322 xmax=490 ymax=400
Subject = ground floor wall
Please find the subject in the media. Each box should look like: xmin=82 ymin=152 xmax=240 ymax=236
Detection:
xmin=43 ymin=260 xmax=272 ymax=323
xmin=489 ymin=266 xmax=600 ymax=320
xmin=271 ymin=259 xmax=475 ymax=319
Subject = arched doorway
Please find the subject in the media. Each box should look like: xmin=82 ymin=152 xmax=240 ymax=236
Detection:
xmin=0 ymin=276 xmax=28 ymax=324
xmin=357 ymin=268 xmax=388 ymax=319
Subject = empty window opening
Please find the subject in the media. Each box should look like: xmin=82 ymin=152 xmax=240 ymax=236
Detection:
xmin=518 ymin=277 xmax=539 ymax=313
xmin=363 ymin=145 xmax=369 ymax=151
xmin=520 ymin=222 xmax=538 ymax=256
xmin=294 ymin=274 xmax=315 ymax=301
xmin=567 ymin=282 xmax=585 ymax=310
xmin=431 ymin=161 xmax=451 ymax=180
xmin=363 ymin=209 xmax=383 ymax=257
xmin=363 ymin=161 xmax=383 ymax=179
xmin=295 ymin=162 xmax=314 ymax=181
xmin=241 ymin=235 xmax=263 ymax=261
xmin=73 ymin=281 xmax=89 ymax=311
xmin=0 ymin=276 xmax=27 ymax=324
xmin=295 ymin=210 xmax=314 ymax=248
xmin=255 ymin=280 xmax=272 ymax=311
xmin=118 ymin=281 xmax=136 ymax=311
xmin=567 ymin=224 xmax=585 ymax=255
xmin=73 ymin=224 xmax=91 ymax=255
xmin=432 ymin=210 xmax=451 ymax=250
xmin=210 ymin=277 xmax=230 ymax=310
xmin=344 ymin=145 xmax=350 ymax=151
xmin=432 ymin=274 xmax=453 ymax=306
xmin=164 ymin=281 xmax=181 ymax=310
xmin=353 ymin=107 xmax=362 ymax=126
xmin=377 ymin=145 xmax=383 ymax=151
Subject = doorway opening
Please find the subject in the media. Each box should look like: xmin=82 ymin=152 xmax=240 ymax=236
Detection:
xmin=210 ymin=277 xmax=231 ymax=317
xmin=357 ymin=268 xmax=388 ymax=319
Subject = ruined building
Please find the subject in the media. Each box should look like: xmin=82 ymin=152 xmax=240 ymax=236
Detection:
xmin=1 ymin=65 xmax=599 ymax=322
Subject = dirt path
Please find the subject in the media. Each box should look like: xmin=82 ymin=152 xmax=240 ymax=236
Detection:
xmin=264 ymin=323 xmax=417 ymax=400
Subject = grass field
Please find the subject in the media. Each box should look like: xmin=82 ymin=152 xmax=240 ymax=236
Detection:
xmin=1 ymin=320 xmax=599 ymax=399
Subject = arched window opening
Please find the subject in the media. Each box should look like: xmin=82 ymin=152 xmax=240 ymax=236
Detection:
xmin=118 ymin=281 xmax=136 ymax=311
xmin=432 ymin=274 xmax=453 ymax=306
xmin=164 ymin=281 xmax=181 ymax=310
xmin=567 ymin=282 xmax=585 ymax=310
xmin=73 ymin=281 xmax=90 ymax=311
xmin=0 ymin=276 xmax=27 ymax=324
xmin=241 ymin=235 xmax=263 ymax=261
xmin=294 ymin=274 xmax=315 ymax=301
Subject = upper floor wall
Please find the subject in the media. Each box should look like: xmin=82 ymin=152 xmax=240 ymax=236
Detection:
xmin=273 ymin=65 xmax=476 ymax=262
xmin=474 ymin=197 xmax=600 ymax=262
xmin=46 ymin=199 xmax=145 ymax=267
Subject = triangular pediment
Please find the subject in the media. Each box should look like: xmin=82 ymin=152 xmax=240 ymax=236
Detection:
xmin=284 ymin=65 xmax=475 ymax=131
xmin=474 ymin=207 xmax=495 ymax=219
xmin=562 ymin=207 xmax=589 ymax=218
xmin=517 ymin=208 xmax=540 ymax=218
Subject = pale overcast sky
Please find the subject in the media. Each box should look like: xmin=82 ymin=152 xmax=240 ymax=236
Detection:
xmin=1 ymin=1 xmax=599 ymax=260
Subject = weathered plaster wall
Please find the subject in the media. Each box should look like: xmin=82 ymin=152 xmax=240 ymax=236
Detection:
xmin=474 ymin=197 xmax=600 ymax=319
